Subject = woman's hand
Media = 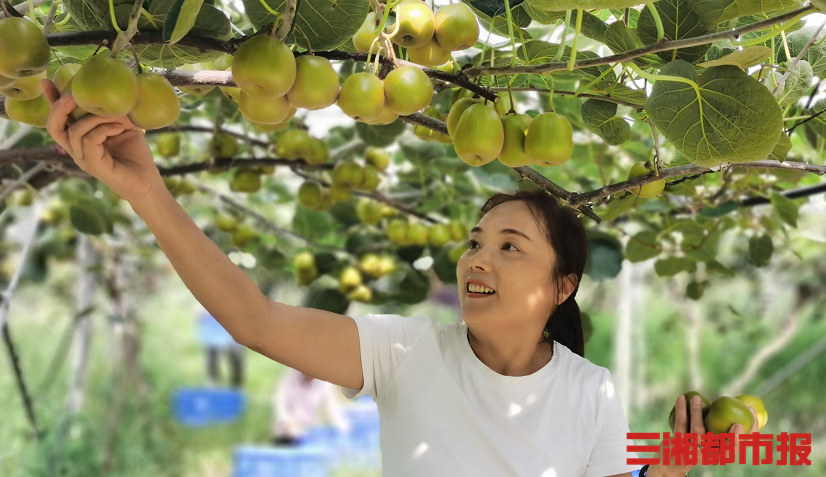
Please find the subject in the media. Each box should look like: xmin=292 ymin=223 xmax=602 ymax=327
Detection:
xmin=41 ymin=79 xmax=164 ymax=206
xmin=649 ymin=394 xmax=759 ymax=477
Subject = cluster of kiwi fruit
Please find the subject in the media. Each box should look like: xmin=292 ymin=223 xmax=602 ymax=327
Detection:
xmin=214 ymin=211 xmax=260 ymax=247
xmin=297 ymin=147 xmax=389 ymax=211
xmin=1 ymin=18 xmax=178 ymax=131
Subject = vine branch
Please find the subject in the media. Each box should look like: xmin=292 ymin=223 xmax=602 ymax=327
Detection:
xmin=462 ymin=5 xmax=815 ymax=77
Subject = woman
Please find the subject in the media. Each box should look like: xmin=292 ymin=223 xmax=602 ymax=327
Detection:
xmin=41 ymin=80 xmax=757 ymax=477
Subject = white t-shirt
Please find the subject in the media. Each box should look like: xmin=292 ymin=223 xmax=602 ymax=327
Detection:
xmin=342 ymin=314 xmax=641 ymax=477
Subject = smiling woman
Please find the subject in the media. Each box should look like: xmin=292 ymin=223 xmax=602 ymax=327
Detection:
xmin=339 ymin=189 xmax=643 ymax=476
xmin=36 ymin=89 xmax=644 ymax=473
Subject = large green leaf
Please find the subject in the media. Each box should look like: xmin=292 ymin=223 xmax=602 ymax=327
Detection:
xmin=645 ymin=60 xmax=783 ymax=166
xmin=525 ymin=0 xmax=650 ymax=12
xmin=244 ymin=0 xmax=369 ymax=51
xmin=581 ymin=99 xmax=631 ymax=145
xmin=690 ymin=0 xmax=799 ymax=28
xmin=603 ymin=21 xmax=664 ymax=67
xmin=136 ymin=1 xmax=231 ymax=67
xmin=638 ymin=0 xmax=713 ymax=64
xmin=65 ymin=0 xmax=133 ymax=31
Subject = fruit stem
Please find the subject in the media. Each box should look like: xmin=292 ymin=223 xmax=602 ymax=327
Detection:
xmin=129 ymin=44 xmax=143 ymax=74
xmin=108 ymin=0 xmax=123 ymax=33
xmin=503 ymin=0 xmax=517 ymax=67
xmin=376 ymin=0 xmax=404 ymax=35
xmin=256 ymin=0 xmax=282 ymax=22
xmin=506 ymin=78 xmax=515 ymax=114
xmin=646 ymin=2 xmax=663 ymax=42
xmin=54 ymin=12 xmax=74 ymax=27
xmin=553 ymin=10 xmax=571 ymax=62
xmin=567 ymin=9 xmax=582 ymax=72
xmin=547 ymin=75 xmax=554 ymax=113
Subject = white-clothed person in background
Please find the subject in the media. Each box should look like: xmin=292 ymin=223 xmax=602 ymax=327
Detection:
xmin=271 ymin=368 xmax=350 ymax=446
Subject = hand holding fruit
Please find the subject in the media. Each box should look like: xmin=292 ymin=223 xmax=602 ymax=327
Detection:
xmin=42 ymin=79 xmax=163 ymax=207
xmin=653 ymin=392 xmax=763 ymax=476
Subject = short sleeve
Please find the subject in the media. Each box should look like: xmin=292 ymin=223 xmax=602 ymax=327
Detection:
xmin=582 ymin=369 xmax=641 ymax=477
xmin=341 ymin=314 xmax=431 ymax=400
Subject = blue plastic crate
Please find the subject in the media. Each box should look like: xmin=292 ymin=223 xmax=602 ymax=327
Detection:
xmin=340 ymin=402 xmax=381 ymax=469
xmin=233 ymin=445 xmax=332 ymax=477
xmin=172 ymin=388 xmax=246 ymax=427
xmin=301 ymin=426 xmax=346 ymax=451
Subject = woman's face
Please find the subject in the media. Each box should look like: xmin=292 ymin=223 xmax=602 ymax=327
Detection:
xmin=456 ymin=201 xmax=560 ymax=334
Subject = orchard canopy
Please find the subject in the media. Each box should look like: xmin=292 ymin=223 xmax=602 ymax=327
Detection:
xmin=1 ymin=0 xmax=826 ymax=309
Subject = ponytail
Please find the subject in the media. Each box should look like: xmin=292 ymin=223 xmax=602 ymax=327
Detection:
xmin=545 ymin=292 xmax=584 ymax=358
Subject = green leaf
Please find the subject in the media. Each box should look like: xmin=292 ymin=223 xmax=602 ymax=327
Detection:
xmin=571 ymin=10 xmax=609 ymax=42
xmin=395 ymin=268 xmax=430 ymax=304
xmin=654 ymin=256 xmax=697 ymax=277
xmin=521 ymin=2 xmax=564 ymax=23
xmin=355 ymin=120 xmax=406 ymax=147
xmin=163 ymin=0 xmax=204 ymax=44
xmin=699 ymin=200 xmax=738 ymax=217
xmin=690 ymin=0 xmax=799 ymax=28
xmin=686 ymin=280 xmax=707 ymax=300
xmin=598 ymin=194 xmax=638 ymax=222
xmin=748 ymin=234 xmax=773 ymax=267
xmin=770 ymin=191 xmax=799 ymax=227
xmin=638 ymin=0 xmax=713 ymax=63
xmin=303 ymin=285 xmax=350 ymax=314
xmin=645 ymin=61 xmax=783 ymax=167
xmin=603 ymin=21 xmax=663 ymax=67
xmin=525 ymin=0 xmax=646 ymax=11
xmin=293 ymin=205 xmax=337 ymax=238
xmin=244 ymin=0 xmax=369 ymax=51
xmin=518 ymin=41 xmax=616 ymax=84
xmin=432 ymin=246 xmax=458 ymax=284
xmin=69 ymin=203 xmax=110 ymax=235
xmin=136 ymin=2 xmax=231 ymax=68
xmin=772 ymin=60 xmax=813 ymax=107
xmin=584 ymin=231 xmax=623 ymax=281
xmin=777 ymin=26 xmax=826 ymax=75
xmin=705 ymin=259 xmax=734 ymax=276
xmin=464 ymin=0 xmax=526 ymax=19
xmin=581 ymin=99 xmax=631 ymax=145
xmin=769 ymin=131 xmax=792 ymax=162
xmin=698 ymin=45 xmax=772 ymax=69
xmin=626 ymin=231 xmax=661 ymax=263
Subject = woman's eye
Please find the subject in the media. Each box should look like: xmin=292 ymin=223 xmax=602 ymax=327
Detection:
xmin=503 ymin=242 xmax=517 ymax=251
xmin=468 ymin=240 xmax=479 ymax=249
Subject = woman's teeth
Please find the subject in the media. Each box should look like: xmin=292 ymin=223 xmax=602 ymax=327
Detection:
xmin=468 ymin=284 xmax=495 ymax=294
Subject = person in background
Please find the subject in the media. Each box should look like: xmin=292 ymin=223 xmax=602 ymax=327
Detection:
xmin=195 ymin=302 xmax=245 ymax=388
xmin=271 ymin=367 xmax=350 ymax=446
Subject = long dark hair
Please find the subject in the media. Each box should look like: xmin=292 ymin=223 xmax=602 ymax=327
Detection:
xmin=479 ymin=189 xmax=588 ymax=357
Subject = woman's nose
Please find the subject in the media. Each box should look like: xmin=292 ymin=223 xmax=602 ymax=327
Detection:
xmin=468 ymin=247 xmax=491 ymax=271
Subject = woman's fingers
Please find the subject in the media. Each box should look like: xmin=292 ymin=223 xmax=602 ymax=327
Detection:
xmin=689 ymin=395 xmax=706 ymax=435
xmin=80 ymin=123 xmax=126 ymax=165
xmin=674 ymin=395 xmax=687 ymax=433
xmin=67 ymin=115 xmax=129 ymax=162
xmin=43 ymin=79 xmax=76 ymax=152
